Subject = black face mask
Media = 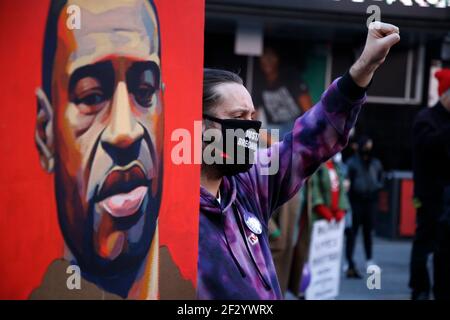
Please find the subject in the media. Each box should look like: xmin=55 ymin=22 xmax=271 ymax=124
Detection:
xmin=203 ymin=114 xmax=262 ymax=176
xmin=360 ymin=149 xmax=372 ymax=161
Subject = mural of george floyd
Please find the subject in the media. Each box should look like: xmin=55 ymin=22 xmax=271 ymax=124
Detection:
xmin=0 ymin=0 xmax=204 ymax=299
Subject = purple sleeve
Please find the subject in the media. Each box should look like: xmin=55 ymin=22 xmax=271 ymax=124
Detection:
xmin=239 ymin=77 xmax=365 ymax=224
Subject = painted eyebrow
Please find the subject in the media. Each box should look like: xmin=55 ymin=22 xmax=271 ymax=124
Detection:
xmin=68 ymin=61 xmax=114 ymax=93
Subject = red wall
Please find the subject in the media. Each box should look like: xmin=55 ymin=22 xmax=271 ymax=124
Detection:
xmin=0 ymin=0 xmax=204 ymax=299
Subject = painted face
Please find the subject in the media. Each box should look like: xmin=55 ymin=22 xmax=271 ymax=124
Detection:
xmin=51 ymin=0 xmax=163 ymax=276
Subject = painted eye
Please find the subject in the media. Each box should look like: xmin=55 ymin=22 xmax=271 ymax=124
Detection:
xmin=72 ymin=75 xmax=109 ymax=111
xmin=134 ymin=84 xmax=156 ymax=108
xmin=73 ymin=88 xmax=107 ymax=115
xmin=78 ymin=92 xmax=106 ymax=106
xmin=126 ymin=63 xmax=160 ymax=109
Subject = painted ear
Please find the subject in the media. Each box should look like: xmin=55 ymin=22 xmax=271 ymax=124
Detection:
xmin=35 ymin=88 xmax=55 ymax=173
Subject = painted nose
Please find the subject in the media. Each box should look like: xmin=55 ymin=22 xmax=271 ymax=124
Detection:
xmin=102 ymin=81 xmax=144 ymax=150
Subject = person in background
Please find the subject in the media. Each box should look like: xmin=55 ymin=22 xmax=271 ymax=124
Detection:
xmin=341 ymin=133 xmax=356 ymax=274
xmin=254 ymin=46 xmax=313 ymax=139
xmin=254 ymin=46 xmax=313 ymax=295
xmin=436 ymin=185 xmax=450 ymax=300
xmin=345 ymin=136 xmax=384 ymax=278
xmin=334 ymin=152 xmax=354 ymax=274
xmin=288 ymin=152 xmax=350 ymax=298
xmin=309 ymin=154 xmax=350 ymax=224
xmin=268 ymin=189 xmax=303 ymax=295
xmin=409 ymin=68 xmax=450 ymax=300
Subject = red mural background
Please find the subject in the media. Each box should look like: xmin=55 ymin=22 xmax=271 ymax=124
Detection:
xmin=0 ymin=0 xmax=203 ymax=299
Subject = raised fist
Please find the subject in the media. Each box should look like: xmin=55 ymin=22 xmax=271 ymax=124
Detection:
xmin=350 ymin=22 xmax=400 ymax=88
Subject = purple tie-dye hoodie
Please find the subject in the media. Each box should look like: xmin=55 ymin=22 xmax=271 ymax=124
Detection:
xmin=198 ymin=74 xmax=366 ymax=299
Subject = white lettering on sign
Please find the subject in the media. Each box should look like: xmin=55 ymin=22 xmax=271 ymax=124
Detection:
xmin=333 ymin=0 xmax=449 ymax=8
xmin=305 ymin=220 xmax=345 ymax=300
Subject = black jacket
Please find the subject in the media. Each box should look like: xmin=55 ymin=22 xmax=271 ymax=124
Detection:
xmin=412 ymin=102 xmax=450 ymax=208
xmin=346 ymin=154 xmax=384 ymax=200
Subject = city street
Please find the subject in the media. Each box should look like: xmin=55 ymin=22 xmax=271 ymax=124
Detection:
xmin=285 ymin=236 xmax=413 ymax=300
xmin=337 ymin=236 xmax=412 ymax=300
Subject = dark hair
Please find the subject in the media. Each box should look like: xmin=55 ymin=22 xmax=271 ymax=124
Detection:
xmin=42 ymin=0 xmax=161 ymax=100
xmin=203 ymin=68 xmax=243 ymax=114
xmin=262 ymin=46 xmax=280 ymax=58
xmin=42 ymin=0 xmax=68 ymax=99
xmin=358 ymin=135 xmax=372 ymax=148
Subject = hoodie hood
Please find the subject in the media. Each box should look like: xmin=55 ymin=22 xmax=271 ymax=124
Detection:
xmin=200 ymin=176 xmax=237 ymax=214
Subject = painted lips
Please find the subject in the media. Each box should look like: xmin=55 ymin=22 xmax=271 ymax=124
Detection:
xmin=96 ymin=165 xmax=149 ymax=218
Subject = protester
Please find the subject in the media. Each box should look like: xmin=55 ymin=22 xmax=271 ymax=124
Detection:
xmin=310 ymin=154 xmax=351 ymax=296
xmin=345 ymin=136 xmax=384 ymax=278
xmin=197 ymin=22 xmax=400 ymax=299
xmin=268 ymin=193 xmax=303 ymax=295
xmin=435 ymin=186 xmax=450 ymax=300
xmin=309 ymin=156 xmax=350 ymax=224
xmin=409 ymin=68 xmax=450 ymax=300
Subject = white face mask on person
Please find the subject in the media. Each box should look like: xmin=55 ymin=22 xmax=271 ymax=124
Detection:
xmin=333 ymin=152 xmax=343 ymax=164
xmin=202 ymin=114 xmax=262 ymax=176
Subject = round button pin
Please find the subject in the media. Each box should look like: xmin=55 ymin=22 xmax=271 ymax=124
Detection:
xmin=244 ymin=213 xmax=262 ymax=235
